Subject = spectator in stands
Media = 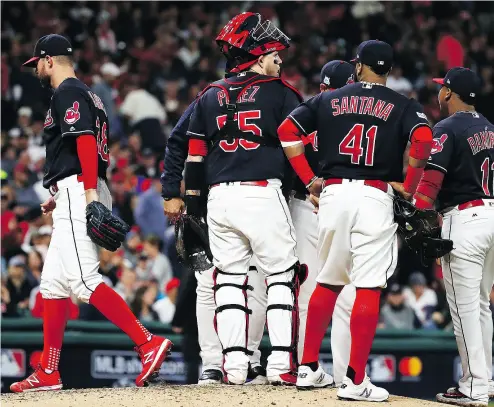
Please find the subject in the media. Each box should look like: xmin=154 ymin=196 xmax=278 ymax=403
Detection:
xmin=134 ymin=178 xmax=168 ymax=238
xmin=26 ymin=250 xmax=43 ymax=285
xmin=134 ymin=148 xmax=159 ymax=179
xmin=403 ymin=272 xmax=438 ymax=329
xmin=10 ymin=164 xmax=40 ymax=207
xmin=92 ymin=62 xmax=120 ymax=127
xmin=386 ymin=65 xmax=413 ymax=96
xmin=379 ymin=283 xmax=418 ymax=330
xmin=131 ymin=283 xmax=160 ymax=322
xmin=111 ymin=172 xmax=136 ymax=227
xmin=114 ymin=259 xmax=137 ymax=304
xmin=153 ymin=277 xmax=180 ymax=324
xmin=119 ymin=79 xmax=166 ymax=151
xmin=4 ymin=255 xmax=34 ymax=317
xmin=143 ymin=235 xmax=173 ymax=290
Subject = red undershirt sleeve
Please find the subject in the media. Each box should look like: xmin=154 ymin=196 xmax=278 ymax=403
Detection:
xmin=76 ymin=134 xmax=98 ymax=190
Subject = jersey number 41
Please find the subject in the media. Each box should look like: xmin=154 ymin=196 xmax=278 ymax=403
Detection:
xmin=339 ymin=123 xmax=377 ymax=166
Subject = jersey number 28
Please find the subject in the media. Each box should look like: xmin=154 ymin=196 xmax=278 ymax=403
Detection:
xmin=339 ymin=124 xmax=377 ymax=166
xmin=216 ymin=110 xmax=262 ymax=152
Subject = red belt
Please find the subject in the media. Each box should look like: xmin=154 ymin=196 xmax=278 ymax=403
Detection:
xmin=49 ymin=175 xmax=85 ymax=196
xmin=210 ymin=180 xmax=269 ymax=189
xmin=458 ymin=199 xmax=484 ymax=211
xmin=324 ymin=178 xmax=389 ymax=194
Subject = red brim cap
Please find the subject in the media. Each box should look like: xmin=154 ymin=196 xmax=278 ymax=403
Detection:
xmin=432 ymin=78 xmax=445 ymax=85
xmin=23 ymin=57 xmax=40 ymax=67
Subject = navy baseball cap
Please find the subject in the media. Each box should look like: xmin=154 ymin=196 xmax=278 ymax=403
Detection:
xmin=433 ymin=67 xmax=481 ymax=105
xmin=23 ymin=34 xmax=73 ymax=67
xmin=320 ymin=60 xmax=355 ymax=89
xmin=351 ymin=40 xmax=393 ymax=75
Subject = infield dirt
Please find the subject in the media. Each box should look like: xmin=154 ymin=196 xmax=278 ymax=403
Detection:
xmin=2 ymin=384 xmax=444 ymax=407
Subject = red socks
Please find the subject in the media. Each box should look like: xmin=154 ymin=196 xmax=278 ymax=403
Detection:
xmin=40 ymin=298 xmax=71 ymax=372
xmin=347 ymin=288 xmax=381 ymax=385
xmin=301 ymin=283 xmax=341 ymax=364
xmin=89 ymin=283 xmax=151 ymax=347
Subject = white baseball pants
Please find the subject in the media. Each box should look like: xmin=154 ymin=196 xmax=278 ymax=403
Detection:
xmin=40 ymin=175 xmax=111 ymax=303
xmin=317 ymin=181 xmax=398 ymax=288
xmin=289 ymin=193 xmax=356 ymax=384
xmin=441 ymin=199 xmax=494 ymax=403
xmin=207 ymin=180 xmax=299 ymax=384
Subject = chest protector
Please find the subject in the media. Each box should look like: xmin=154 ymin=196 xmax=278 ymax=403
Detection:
xmin=199 ymin=74 xmax=302 ymax=148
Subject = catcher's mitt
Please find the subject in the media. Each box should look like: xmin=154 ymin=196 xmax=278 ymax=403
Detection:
xmin=175 ymin=214 xmax=213 ymax=272
xmin=393 ymin=197 xmax=453 ymax=262
xmin=86 ymin=201 xmax=130 ymax=252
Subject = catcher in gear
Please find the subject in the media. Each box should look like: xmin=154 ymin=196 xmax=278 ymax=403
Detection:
xmin=393 ymin=197 xmax=453 ymax=263
xmin=86 ymin=201 xmax=130 ymax=252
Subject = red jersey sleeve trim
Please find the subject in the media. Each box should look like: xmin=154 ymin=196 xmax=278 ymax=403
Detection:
xmin=189 ymin=139 xmax=208 ymax=157
xmin=409 ymin=125 xmax=433 ymax=160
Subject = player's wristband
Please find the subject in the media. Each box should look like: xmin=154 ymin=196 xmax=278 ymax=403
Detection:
xmin=288 ymin=154 xmax=316 ymax=186
xmin=403 ymin=165 xmax=424 ymax=194
xmin=306 ymin=176 xmax=318 ymax=189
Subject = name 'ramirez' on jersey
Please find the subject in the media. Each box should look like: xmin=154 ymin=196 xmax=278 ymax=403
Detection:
xmin=426 ymin=111 xmax=494 ymax=210
xmin=43 ymin=77 xmax=109 ymax=189
xmin=287 ymin=82 xmax=430 ymax=181
xmin=186 ymin=71 xmax=303 ymax=185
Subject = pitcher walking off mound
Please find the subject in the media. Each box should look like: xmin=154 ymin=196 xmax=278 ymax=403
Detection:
xmin=11 ymin=35 xmax=172 ymax=393
xmin=414 ymin=67 xmax=494 ymax=407
xmin=278 ymin=40 xmax=433 ymax=401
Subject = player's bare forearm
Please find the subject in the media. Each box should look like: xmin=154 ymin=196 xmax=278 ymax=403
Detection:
xmin=408 ymin=156 xmax=428 ymax=169
xmin=85 ymin=189 xmax=99 ymax=205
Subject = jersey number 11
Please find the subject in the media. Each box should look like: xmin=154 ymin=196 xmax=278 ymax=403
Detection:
xmin=481 ymin=157 xmax=494 ymax=196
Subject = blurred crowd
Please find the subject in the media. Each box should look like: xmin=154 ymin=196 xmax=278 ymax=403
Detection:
xmin=2 ymin=1 xmax=494 ymax=330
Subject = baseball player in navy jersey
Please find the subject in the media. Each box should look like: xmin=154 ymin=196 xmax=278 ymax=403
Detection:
xmin=10 ymin=35 xmax=172 ymax=393
xmin=278 ymin=40 xmax=433 ymax=400
xmin=289 ymin=60 xmax=356 ymax=386
xmin=162 ymin=99 xmax=268 ymax=385
xmin=184 ymin=12 xmax=309 ymax=386
xmin=413 ymin=67 xmax=494 ymax=407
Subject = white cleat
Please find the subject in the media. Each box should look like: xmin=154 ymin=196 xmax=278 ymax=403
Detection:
xmin=437 ymin=389 xmax=487 ymax=407
xmin=447 ymin=385 xmax=494 ymax=400
xmin=296 ymin=365 xmax=335 ymax=390
xmin=337 ymin=375 xmax=389 ymax=402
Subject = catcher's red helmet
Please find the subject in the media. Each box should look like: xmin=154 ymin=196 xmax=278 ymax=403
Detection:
xmin=216 ymin=12 xmax=290 ymax=72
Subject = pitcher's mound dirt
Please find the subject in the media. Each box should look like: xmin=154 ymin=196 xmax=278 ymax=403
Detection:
xmin=2 ymin=385 xmax=443 ymax=407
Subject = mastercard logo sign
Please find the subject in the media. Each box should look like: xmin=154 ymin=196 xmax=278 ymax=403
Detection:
xmin=399 ymin=356 xmax=423 ymax=377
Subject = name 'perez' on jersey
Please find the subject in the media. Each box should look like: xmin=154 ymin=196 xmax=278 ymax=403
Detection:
xmin=426 ymin=111 xmax=494 ymax=210
xmin=186 ymin=71 xmax=302 ymax=185
xmin=43 ymin=78 xmax=109 ymax=188
xmin=287 ymin=82 xmax=430 ymax=182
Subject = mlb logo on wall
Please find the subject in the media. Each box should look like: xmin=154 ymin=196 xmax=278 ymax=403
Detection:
xmin=368 ymin=355 xmax=396 ymax=382
xmin=1 ymin=349 xmax=26 ymax=377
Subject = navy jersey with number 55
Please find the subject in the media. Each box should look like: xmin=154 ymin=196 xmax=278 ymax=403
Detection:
xmin=43 ymin=78 xmax=109 ymax=188
xmin=287 ymin=82 xmax=430 ymax=181
xmin=187 ymin=72 xmax=302 ymax=185
xmin=426 ymin=111 xmax=494 ymax=210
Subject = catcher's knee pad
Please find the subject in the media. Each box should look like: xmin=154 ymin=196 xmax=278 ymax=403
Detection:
xmin=213 ymin=268 xmax=254 ymax=356
xmin=265 ymin=262 xmax=308 ymax=368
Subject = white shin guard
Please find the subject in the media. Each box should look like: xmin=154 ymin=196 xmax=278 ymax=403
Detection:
xmin=213 ymin=268 xmax=253 ymax=384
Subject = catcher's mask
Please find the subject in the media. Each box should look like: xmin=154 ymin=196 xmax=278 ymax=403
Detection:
xmin=216 ymin=12 xmax=290 ymax=72
xmin=393 ymin=197 xmax=453 ymax=265
xmin=175 ymin=215 xmax=213 ymax=273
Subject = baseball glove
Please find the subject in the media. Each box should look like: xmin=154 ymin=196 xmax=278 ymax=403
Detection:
xmin=86 ymin=201 xmax=130 ymax=252
xmin=175 ymin=214 xmax=213 ymax=272
xmin=393 ymin=197 xmax=453 ymax=262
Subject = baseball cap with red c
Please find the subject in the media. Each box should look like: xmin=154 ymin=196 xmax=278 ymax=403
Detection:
xmin=433 ymin=67 xmax=481 ymax=105
xmin=23 ymin=34 xmax=73 ymax=67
